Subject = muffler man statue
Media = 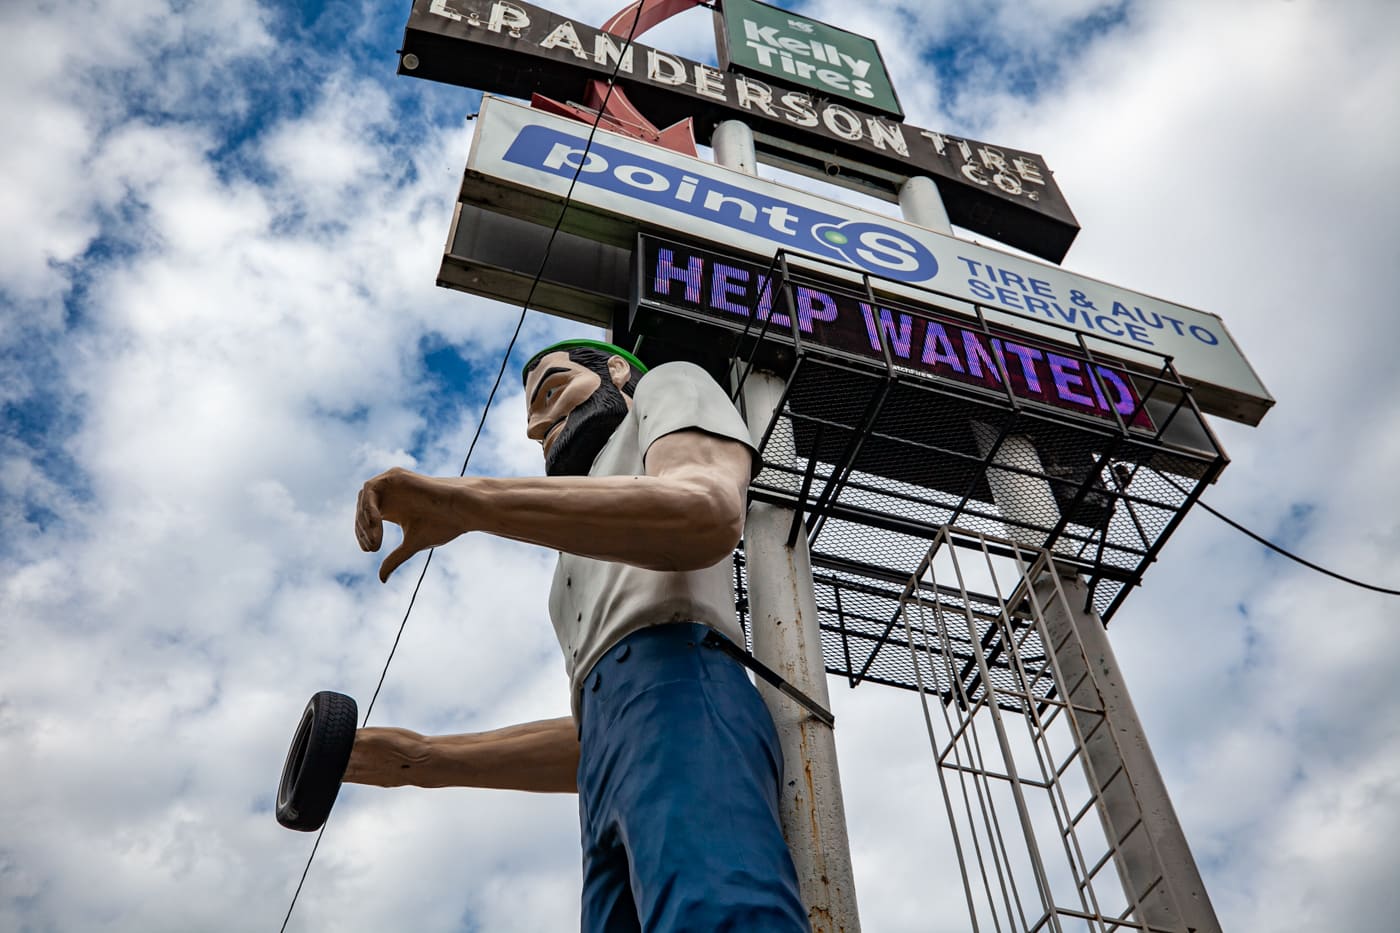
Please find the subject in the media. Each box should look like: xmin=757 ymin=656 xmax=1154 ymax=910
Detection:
xmin=277 ymin=339 xmax=808 ymax=932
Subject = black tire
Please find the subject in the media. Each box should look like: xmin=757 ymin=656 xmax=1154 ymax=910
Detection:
xmin=276 ymin=691 xmax=358 ymax=831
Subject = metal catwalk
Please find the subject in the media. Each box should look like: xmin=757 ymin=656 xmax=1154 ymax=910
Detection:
xmin=722 ymin=249 xmax=1225 ymax=931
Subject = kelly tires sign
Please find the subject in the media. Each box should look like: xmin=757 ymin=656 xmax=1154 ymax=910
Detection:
xmin=716 ymin=0 xmax=902 ymax=119
xmin=463 ymin=96 xmax=1271 ymax=425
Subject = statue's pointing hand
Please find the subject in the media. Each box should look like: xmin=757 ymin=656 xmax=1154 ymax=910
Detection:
xmin=356 ymin=467 xmax=468 ymax=583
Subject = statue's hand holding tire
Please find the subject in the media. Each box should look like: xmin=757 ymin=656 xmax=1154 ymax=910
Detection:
xmin=277 ymin=691 xmax=358 ymax=831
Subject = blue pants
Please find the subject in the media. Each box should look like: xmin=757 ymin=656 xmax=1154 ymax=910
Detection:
xmin=576 ymin=622 xmax=809 ymax=933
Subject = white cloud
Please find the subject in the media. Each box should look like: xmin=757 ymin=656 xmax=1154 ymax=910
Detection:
xmin=3 ymin=0 xmax=1399 ymax=931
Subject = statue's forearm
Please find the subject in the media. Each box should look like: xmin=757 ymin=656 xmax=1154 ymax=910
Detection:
xmin=344 ymin=718 xmax=580 ymax=792
xmin=458 ymin=469 xmax=743 ymax=571
xmin=359 ymin=430 xmax=753 ymax=580
xmin=453 ymin=432 xmax=750 ymax=570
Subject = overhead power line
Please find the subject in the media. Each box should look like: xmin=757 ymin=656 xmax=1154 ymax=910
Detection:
xmin=277 ymin=6 xmax=652 ymax=930
xmin=1192 ymin=496 xmax=1400 ymax=597
xmin=1155 ymin=470 xmax=1399 ymax=597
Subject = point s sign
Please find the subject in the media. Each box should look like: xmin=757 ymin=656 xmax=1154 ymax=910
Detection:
xmin=717 ymin=0 xmax=903 ymax=119
xmin=467 ymin=97 xmax=1271 ymax=425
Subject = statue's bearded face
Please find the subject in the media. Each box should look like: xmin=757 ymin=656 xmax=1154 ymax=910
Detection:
xmin=525 ymin=351 xmax=632 ymax=476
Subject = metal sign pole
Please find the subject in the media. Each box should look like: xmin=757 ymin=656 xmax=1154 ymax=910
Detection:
xmin=716 ymin=119 xmax=863 ymax=933
xmin=902 ymin=173 xmax=1061 ymax=553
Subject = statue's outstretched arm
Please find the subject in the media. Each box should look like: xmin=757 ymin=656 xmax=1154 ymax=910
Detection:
xmin=355 ymin=429 xmax=751 ymax=582
xmin=343 ymin=717 xmax=580 ymax=792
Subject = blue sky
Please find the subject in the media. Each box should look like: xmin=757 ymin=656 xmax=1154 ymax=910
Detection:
xmin=3 ymin=0 xmax=1400 ymax=930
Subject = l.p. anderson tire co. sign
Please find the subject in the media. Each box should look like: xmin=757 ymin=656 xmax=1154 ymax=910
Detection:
xmin=399 ymin=0 xmax=1081 ymax=262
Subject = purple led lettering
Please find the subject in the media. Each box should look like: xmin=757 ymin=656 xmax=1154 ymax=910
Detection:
xmin=921 ymin=322 xmax=965 ymax=373
xmin=961 ymin=331 xmax=1002 ymax=384
xmin=1094 ymin=367 xmax=1152 ymax=427
xmin=653 ymin=248 xmax=703 ymax=305
xmin=794 ymin=287 xmax=838 ymax=334
xmin=999 ymin=342 xmax=1044 ymax=394
xmin=856 ymin=308 xmax=912 ymax=358
xmin=642 ymin=237 xmax=1156 ymax=432
xmin=710 ymin=263 xmax=752 ymax=318
xmin=752 ymin=275 xmax=776 ymax=323
xmin=1046 ymin=353 xmax=1094 ymax=406
xmin=1086 ymin=363 xmax=1111 ymax=411
xmin=860 ymin=304 xmax=882 ymax=351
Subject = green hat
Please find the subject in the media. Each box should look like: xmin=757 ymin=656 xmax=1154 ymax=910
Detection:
xmin=522 ymin=338 xmax=648 ymax=381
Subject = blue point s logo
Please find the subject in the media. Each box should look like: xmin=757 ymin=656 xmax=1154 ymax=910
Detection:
xmin=502 ymin=123 xmax=940 ymax=284
xmin=810 ymin=220 xmax=938 ymax=282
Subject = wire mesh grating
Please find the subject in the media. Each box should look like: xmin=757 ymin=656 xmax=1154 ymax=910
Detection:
xmin=740 ymin=299 xmax=1228 ymax=651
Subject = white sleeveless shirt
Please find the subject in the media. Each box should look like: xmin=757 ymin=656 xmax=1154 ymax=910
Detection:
xmin=547 ymin=362 xmax=756 ymax=718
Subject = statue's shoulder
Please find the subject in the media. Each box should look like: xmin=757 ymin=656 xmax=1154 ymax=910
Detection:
xmin=636 ymin=360 xmax=721 ymax=395
xmin=643 ymin=359 xmax=708 ymax=380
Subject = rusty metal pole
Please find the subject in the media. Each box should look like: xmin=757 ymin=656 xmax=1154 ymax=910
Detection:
xmin=715 ymin=118 xmax=862 ymax=933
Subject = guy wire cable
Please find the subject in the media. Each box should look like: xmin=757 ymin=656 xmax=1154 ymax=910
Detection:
xmin=278 ymin=4 xmax=651 ymax=929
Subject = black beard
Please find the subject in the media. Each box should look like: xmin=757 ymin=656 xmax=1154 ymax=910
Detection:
xmin=544 ymin=380 xmax=630 ymax=477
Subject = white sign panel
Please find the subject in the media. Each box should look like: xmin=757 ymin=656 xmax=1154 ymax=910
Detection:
xmin=466 ymin=96 xmax=1272 ymax=425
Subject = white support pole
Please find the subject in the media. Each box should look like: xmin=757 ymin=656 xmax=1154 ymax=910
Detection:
xmin=716 ymin=119 xmax=862 ymax=933
xmin=901 ymin=175 xmax=1063 ymax=552
xmin=901 ymin=175 xmax=1221 ymax=933
xmin=970 ymin=425 xmax=1063 ymax=552
xmin=712 ymin=119 xmax=759 ymax=176
xmin=898 ymin=175 xmax=952 ymax=234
